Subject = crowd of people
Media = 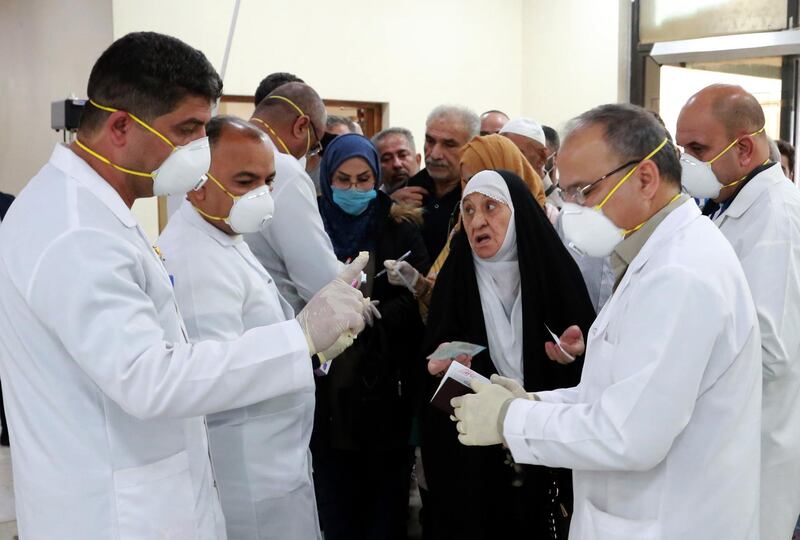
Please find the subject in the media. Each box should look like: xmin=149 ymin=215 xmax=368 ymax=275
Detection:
xmin=1 ymin=30 xmax=800 ymax=540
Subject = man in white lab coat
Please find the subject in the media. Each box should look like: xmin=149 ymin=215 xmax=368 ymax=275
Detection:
xmin=677 ymin=84 xmax=800 ymax=540
xmin=0 ymin=32 xmax=367 ymax=540
xmin=450 ymin=103 xmax=762 ymax=539
xmin=246 ymin=82 xmax=342 ymax=313
xmin=158 ymin=116 xmax=323 ymax=539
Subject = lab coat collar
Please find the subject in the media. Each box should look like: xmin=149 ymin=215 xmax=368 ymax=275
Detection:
xmin=595 ymin=199 xmax=700 ymax=330
xmin=50 ymin=144 xmax=138 ymax=228
xmin=717 ymin=163 xmax=784 ymax=222
xmin=178 ymin=199 xmax=242 ymax=247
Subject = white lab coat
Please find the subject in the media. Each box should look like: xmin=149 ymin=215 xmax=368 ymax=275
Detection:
xmin=245 ymin=138 xmax=341 ymax=313
xmin=0 ymin=145 xmax=314 ymax=540
xmin=158 ymin=201 xmax=321 ymax=540
xmin=503 ymin=200 xmax=763 ymax=540
xmin=712 ymin=163 xmax=800 ymax=540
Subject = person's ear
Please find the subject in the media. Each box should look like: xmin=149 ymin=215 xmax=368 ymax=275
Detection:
xmin=415 ymin=153 xmax=422 ymax=166
xmin=736 ymin=135 xmax=757 ymax=168
xmin=106 ymin=111 xmax=135 ymax=148
xmin=636 ymin=159 xmax=661 ymax=201
xmin=292 ymin=116 xmax=310 ymax=139
xmin=188 ymin=183 xmax=207 ymax=204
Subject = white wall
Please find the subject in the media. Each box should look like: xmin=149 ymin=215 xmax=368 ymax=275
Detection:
xmin=113 ymin=0 xmax=526 ymax=146
xmin=0 ymin=0 xmax=113 ymax=196
xmin=521 ymin=0 xmax=630 ymax=132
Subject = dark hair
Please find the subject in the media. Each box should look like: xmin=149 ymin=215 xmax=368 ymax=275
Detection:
xmin=254 ymin=72 xmax=304 ymax=106
xmin=542 ymin=125 xmax=560 ymax=152
xmin=776 ymin=139 xmax=795 ymax=171
xmin=566 ymin=103 xmax=682 ymax=186
xmin=206 ymin=115 xmax=266 ymax=147
xmin=80 ymin=32 xmax=222 ymax=133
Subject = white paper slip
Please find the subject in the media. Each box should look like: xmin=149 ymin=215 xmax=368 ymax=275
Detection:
xmin=430 ymin=361 xmax=491 ymax=415
xmin=427 ymin=341 xmax=486 ymax=361
xmin=544 ymin=323 xmax=575 ymax=362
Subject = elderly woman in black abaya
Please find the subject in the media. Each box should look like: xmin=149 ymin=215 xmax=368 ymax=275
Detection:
xmin=420 ymin=170 xmax=596 ymax=540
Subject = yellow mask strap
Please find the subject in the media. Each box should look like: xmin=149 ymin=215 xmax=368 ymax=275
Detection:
xmin=266 ymin=95 xmax=313 ymax=155
xmin=266 ymin=95 xmax=306 ymax=117
xmin=722 ymin=156 xmax=772 ymax=190
xmin=192 ymin=172 xmax=238 ymax=222
xmin=708 ymin=126 xmax=766 ymax=164
xmin=89 ymin=100 xmax=176 ymax=149
xmin=251 ymin=117 xmax=292 ymax=155
xmin=74 ymin=138 xmax=154 ymax=178
xmin=621 ymin=192 xmax=682 ymax=236
xmin=597 ymin=137 xmax=669 ymax=210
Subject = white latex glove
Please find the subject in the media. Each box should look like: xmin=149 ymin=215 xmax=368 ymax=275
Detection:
xmin=489 ymin=374 xmax=537 ymax=400
xmin=363 ymin=299 xmax=382 ymax=327
xmin=383 ymin=259 xmax=420 ymax=292
xmin=318 ymin=332 xmax=355 ymax=364
xmin=297 ymin=253 xmax=369 ymax=355
xmin=451 ymin=379 xmax=515 ymax=446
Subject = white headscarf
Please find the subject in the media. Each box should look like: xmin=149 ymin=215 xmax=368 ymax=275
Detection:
xmin=463 ymin=170 xmax=524 ymax=382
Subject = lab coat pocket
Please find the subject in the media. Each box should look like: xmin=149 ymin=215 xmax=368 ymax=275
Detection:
xmin=243 ymin=401 xmax=311 ymax=500
xmin=583 ymin=499 xmax=659 ymax=540
xmin=113 ymin=450 xmax=196 ymax=540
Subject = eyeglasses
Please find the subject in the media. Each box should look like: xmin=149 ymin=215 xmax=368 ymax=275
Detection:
xmin=556 ymin=158 xmax=641 ymax=205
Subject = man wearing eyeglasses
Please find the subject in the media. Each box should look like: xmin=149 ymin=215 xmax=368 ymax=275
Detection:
xmin=450 ymin=103 xmax=762 ymax=540
xmin=246 ymin=82 xmax=343 ymax=313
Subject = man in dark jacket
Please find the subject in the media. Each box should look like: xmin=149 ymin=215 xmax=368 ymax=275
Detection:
xmin=403 ymin=105 xmax=479 ymax=261
xmin=0 ymin=191 xmax=14 ymax=446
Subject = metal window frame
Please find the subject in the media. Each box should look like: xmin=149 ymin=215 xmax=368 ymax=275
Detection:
xmin=630 ymin=0 xmax=800 ymax=142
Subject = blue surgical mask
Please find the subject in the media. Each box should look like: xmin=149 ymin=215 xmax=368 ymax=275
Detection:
xmin=332 ymin=187 xmax=377 ymax=215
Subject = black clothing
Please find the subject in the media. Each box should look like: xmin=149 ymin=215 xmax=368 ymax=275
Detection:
xmin=407 ymin=169 xmax=461 ymax=260
xmin=312 ymin=191 xmax=431 ymax=540
xmin=420 ymin=171 xmax=596 ymax=540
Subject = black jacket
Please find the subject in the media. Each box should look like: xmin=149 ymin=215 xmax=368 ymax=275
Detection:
xmin=408 ymin=169 xmax=461 ymax=260
xmin=0 ymin=192 xmax=14 ymax=221
xmin=312 ymin=197 xmax=431 ymax=451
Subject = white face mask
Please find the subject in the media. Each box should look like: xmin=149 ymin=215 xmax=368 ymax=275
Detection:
xmin=561 ymin=202 xmax=624 ymax=258
xmin=152 ymin=137 xmax=211 ymax=196
xmin=195 ymin=173 xmax=275 ymax=234
xmin=560 ymin=138 xmax=669 ymax=258
xmin=74 ymin=100 xmax=210 ymax=196
xmin=679 ymin=127 xmax=766 ymax=199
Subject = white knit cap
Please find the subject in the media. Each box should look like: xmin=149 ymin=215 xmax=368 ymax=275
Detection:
xmin=499 ymin=117 xmax=546 ymax=146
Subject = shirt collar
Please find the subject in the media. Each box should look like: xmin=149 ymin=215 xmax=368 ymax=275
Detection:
xmin=50 ymin=144 xmax=138 ymax=228
xmin=178 ymin=198 xmax=242 ymax=247
xmin=611 ymin=193 xmax=690 ymax=288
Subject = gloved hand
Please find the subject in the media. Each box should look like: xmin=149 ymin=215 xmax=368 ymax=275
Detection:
xmin=317 ymin=332 xmax=355 ymax=364
xmin=363 ymin=299 xmax=382 ymax=327
xmin=297 ymin=253 xmax=369 ymax=356
xmin=490 ymin=374 xmax=537 ymax=400
xmin=383 ymin=260 xmax=420 ymax=292
xmin=451 ymin=379 xmax=515 ymax=446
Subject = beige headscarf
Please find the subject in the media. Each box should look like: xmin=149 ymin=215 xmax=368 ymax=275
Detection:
xmin=459 ymin=134 xmax=547 ymax=208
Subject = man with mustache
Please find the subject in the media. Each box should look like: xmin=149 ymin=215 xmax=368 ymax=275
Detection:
xmin=405 ymin=105 xmax=479 ymax=259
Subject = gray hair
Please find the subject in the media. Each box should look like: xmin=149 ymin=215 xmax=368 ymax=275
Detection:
xmin=371 ymin=127 xmax=417 ymax=153
xmin=768 ymin=137 xmax=781 ymax=163
xmin=426 ymin=105 xmax=480 ymax=139
xmin=564 ymin=103 xmax=682 ymax=186
xmin=327 ymin=115 xmax=359 ymax=133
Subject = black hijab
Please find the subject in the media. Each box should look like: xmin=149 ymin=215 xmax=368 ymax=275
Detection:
xmin=423 ymin=169 xmax=595 ymax=391
xmin=419 ymin=170 xmax=597 ymax=540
